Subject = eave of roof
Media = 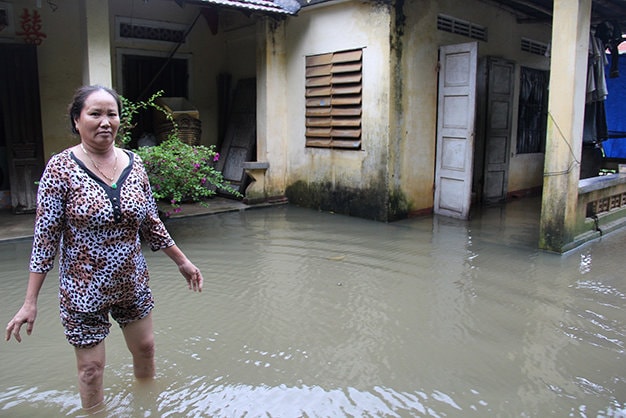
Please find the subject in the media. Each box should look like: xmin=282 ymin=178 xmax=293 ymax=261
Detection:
xmin=184 ymin=0 xmax=301 ymax=16
xmin=483 ymin=0 xmax=626 ymax=33
xmin=297 ymin=0 xmax=626 ymax=33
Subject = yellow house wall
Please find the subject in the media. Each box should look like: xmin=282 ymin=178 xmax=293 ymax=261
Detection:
xmin=392 ymin=0 xmax=439 ymax=212
xmin=273 ymin=0 xmax=551 ymax=217
xmin=398 ymin=0 xmax=552 ymax=211
xmin=10 ymin=0 xmax=552 ymax=215
xmin=282 ymin=1 xmax=392 ymax=191
xmin=434 ymin=0 xmax=551 ymax=196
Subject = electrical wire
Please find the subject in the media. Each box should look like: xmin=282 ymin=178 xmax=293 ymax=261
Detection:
xmin=543 ymin=110 xmax=582 ymax=177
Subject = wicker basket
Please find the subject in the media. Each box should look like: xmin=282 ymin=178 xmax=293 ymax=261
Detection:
xmin=155 ymin=114 xmax=202 ymax=146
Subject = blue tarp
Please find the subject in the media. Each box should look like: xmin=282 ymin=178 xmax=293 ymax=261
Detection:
xmin=603 ymin=54 xmax=626 ymax=158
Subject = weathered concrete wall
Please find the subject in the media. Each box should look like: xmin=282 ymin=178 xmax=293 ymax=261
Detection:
xmin=401 ymin=0 xmax=551 ymax=207
xmin=392 ymin=0 xmax=438 ymax=215
xmin=437 ymin=0 xmax=551 ymax=197
xmin=16 ymin=0 xmax=552 ymax=219
xmin=280 ymin=1 xmax=395 ymax=220
xmin=271 ymin=0 xmax=552 ymax=221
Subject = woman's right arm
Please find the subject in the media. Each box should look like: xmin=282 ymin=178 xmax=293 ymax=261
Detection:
xmin=6 ymin=154 xmax=68 ymax=343
xmin=5 ymin=272 xmax=47 ymax=342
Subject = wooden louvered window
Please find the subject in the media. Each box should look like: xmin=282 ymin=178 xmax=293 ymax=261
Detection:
xmin=305 ymin=49 xmax=362 ymax=149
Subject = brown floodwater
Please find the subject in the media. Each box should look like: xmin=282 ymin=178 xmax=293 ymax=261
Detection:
xmin=1 ymin=197 xmax=625 ymax=417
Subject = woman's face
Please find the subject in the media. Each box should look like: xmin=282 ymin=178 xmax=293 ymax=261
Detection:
xmin=74 ymin=90 xmax=120 ymax=150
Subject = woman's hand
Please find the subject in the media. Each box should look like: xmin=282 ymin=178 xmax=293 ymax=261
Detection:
xmin=162 ymin=245 xmax=203 ymax=292
xmin=6 ymin=272 xmax=46 ymax=343
xmin=178 ymin=261 xmax=203 ymax=292
xmin=6 ymin=303 xmax=37 ymax=343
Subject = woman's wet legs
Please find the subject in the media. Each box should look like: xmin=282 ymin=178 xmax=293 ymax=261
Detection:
xmin=74 ymin=341 xmax=106 ymax=410
xmin=122 ymin=312 xmax=155 ymax=379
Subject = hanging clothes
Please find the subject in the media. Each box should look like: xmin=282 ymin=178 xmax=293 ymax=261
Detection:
xmin=586 ymin=33 xmax=608 ymax=103
xmin=583 ymin=32 xmax=609 ymax=145
xmin=596 ymin=21 xmax=623 ymax=78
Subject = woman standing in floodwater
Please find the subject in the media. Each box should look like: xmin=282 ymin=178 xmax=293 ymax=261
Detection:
xmin=5 ymin=85 xmax=203 ymax=412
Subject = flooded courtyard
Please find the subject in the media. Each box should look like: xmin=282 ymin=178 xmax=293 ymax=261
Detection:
xmin=1 ymin=198 xmax=625 ymax=417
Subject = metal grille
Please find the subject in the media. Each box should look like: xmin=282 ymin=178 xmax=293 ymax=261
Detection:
xmin=119 ymin=22 xmax=185 ymax=43
xmin=437 ymin=14 xmax=487 ymax=42
xmin=521 ymin=38 xmax=548 ymax=56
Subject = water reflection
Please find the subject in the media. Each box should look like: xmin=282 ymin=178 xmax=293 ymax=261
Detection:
xmin=1 ymin=198 xmax=625 ymax=417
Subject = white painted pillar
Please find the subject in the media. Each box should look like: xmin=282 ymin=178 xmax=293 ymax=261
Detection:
xmin=539 ymin=0 xmax=591 ymax=252
xmin=79 ymin=0 xmax=113 ymax=87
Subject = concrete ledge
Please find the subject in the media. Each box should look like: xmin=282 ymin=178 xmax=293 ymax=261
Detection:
xmin=242 ymin=162 xmax=270 ymax=204
xmin=242 ymin=161 xmax=270 ymax=170
xmin=573 ymin=173 xmax=626 ymax=249
xmin=579 ymin=173 xmax=626 ymax=194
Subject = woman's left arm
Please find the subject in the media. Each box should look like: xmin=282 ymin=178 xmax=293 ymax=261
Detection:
xmin=162 ymin=245 xmax=203 ymax=292
xmin=134 ymin=152 xmax=203 ymax=292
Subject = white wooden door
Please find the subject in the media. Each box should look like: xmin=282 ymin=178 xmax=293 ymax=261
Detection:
xmin=434 ymin=42 xmax=478 ymax=219
xmin=483 ymin=58 xmax=514 ymax=204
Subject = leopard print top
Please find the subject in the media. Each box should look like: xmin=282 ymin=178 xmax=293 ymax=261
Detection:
xmin=29 ymin=149 xmax=175 ymax=312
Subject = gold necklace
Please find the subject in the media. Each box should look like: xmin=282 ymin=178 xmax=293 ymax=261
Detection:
xmin=80 ymin=143 xmax=119 ymax=189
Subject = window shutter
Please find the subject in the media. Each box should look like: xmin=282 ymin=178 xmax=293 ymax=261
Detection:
xmin=306 ymin=49 xmax=362 ymax=149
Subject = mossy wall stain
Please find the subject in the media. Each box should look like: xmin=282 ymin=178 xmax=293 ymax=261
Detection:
xmin=539 ymin=200 xmax=568 ymax=252
xmin=389 ymin=0 xmax=406 ymax=192
xmin=286 ymin=180 xmax=411 ymax=222
xmin=267 ymin=18 xmax=282 ymax=52
xmin=388 ymin=187 xmax=411 ymax=221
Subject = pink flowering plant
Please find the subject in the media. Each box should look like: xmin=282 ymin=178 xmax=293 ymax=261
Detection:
xmin=135 ymin=137 xmax=240 ymax=212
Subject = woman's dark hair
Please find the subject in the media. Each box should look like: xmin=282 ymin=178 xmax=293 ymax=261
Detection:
xmin=68 ymin=85 xmax=122 ymax=135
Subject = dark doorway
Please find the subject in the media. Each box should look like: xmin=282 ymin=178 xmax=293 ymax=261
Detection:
xmin=0 ymin=44 xmax=45 ymax=213
xmin=121 ymin=54 xmax=189 ymax=146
